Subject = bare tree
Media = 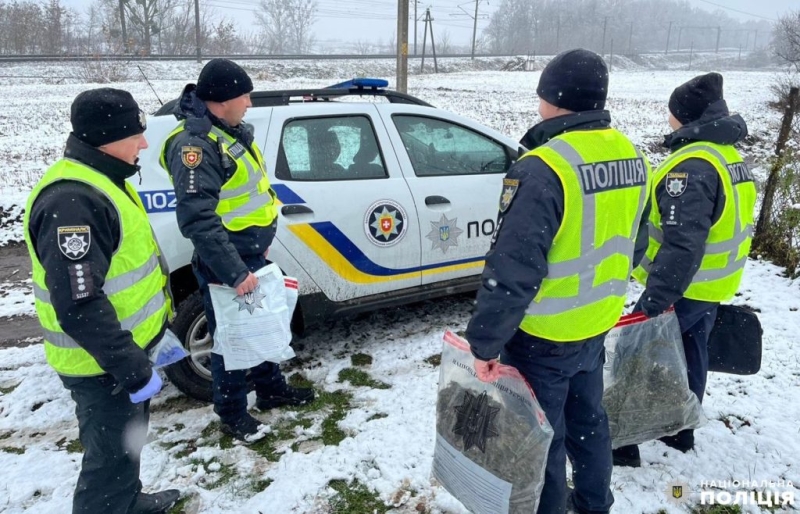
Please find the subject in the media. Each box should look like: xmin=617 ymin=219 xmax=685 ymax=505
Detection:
xmin=120 ymin=0 xmax=163 ymax=55
xmin=438 ymin=29 xmax=453 ymax=55
xmin=354 ymin=40 xmax=373 ymax=55
xmin=774 ymin=10 xmax=800 ymax=72
xmin=256 ymin=0 xmax=316 ymax=54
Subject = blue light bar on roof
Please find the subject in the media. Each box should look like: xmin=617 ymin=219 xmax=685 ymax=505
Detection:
xmin=325 ymin=78 xmax=389 ymax=90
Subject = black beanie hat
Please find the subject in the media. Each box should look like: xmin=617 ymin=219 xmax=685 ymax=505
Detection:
xmin=537 ymin=49 xmax=609 ymax=112
xmin=669 ymin=72 xmax=723 ymax=124
xmin=70 ymin=88 xmax=146 ymax=147
xmin=196 ymin=59 xmax=254 ymax=102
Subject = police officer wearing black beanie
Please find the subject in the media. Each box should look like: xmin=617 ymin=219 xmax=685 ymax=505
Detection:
xmin=466 ymin=49 xmax=652 ymax=514
xmin=24 ymin=88 xmax=180 ymax=513
xmin=160 ymin=59 xmax=315 ymax=443
xmin=613 ymin=72 xmax=752 ymax=468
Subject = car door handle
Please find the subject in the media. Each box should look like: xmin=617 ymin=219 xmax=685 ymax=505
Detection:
xmin=425 ymin=196 xmax=450 ymax=206
xmin=281 ymin=204 xmax=314 ymax=216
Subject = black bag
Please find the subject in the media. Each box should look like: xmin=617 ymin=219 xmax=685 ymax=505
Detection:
xmin=707 ymin=305 xmax=763 ymax=375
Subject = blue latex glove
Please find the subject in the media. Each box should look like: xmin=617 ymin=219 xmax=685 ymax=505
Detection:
xmin=129 ymin=369 xmax=163 ymax=404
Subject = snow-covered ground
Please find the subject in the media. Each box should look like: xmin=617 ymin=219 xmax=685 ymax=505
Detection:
xmin=0 ymin=64 xmax=798 ymax=513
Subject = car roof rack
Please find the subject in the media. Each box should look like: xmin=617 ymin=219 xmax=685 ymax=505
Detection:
xmin=154 ymin=77 xmax=432 ymax=116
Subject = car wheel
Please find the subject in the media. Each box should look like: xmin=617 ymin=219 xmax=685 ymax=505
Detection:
xmin=165 ymin=291 xmax=214 ymax=402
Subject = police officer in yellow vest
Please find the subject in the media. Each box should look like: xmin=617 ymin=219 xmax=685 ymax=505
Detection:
xmin=613 ymin=73 xmax=755 ymax=467
xmin=466 ymin=50 xmax=651 ymax=514
xmin=161 ymin=59 xmax=314 ymax=443
xmin=23 ymin=89 xmax=180 ymax=513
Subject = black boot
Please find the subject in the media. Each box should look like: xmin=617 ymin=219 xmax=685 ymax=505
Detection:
xmin=660 ymin=429 xmax=694 ymax=452
xmin=256 ymin=384 xmax=315 ymax=410
xmin=129 ymin=489 xmax=181 ymax=514
xmin=220 ymin=413 xmax=269 ymax=444
xmin=612 ymin=444 xmax=641 ymax=467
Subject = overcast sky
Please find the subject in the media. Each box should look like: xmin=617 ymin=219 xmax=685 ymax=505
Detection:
xmin=57 ymin=0 xmax=797 ymax=50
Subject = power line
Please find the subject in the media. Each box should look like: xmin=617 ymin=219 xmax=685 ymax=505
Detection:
xmin=693 ymin=0 xmax=777 ymax=22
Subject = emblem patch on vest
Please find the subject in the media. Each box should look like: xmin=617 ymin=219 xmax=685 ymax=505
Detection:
xmin=181 ymin=146 xmax=203 ymax=169
xmin=499 ymin=178 xmax=519 ymax=213
xmin=58 ymin=226 xmax=91 ymax=260
xmin=666 ymin=172 xmax=688 ymax=197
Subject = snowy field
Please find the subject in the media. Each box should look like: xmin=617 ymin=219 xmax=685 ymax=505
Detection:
xmin=0 ymin=61 xmax=798 ymax=513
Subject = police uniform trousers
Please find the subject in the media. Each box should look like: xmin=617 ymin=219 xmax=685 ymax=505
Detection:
xmin=192 ymin=252 xmax=284 ymax=425
xmin=500 ymin=330 xmax=614 ymax=514
xmin=674 ymin=298 xmax=718 ymax=403
xmin=60 ymin=375 xmax=149 ymax=514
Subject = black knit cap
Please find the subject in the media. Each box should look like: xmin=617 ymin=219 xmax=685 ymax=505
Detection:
xmin=537 ymin=49 xmax=609 ymax=112
xmin=70 ymin=88 xmax=146 ymax=147
xmin=669 ymin=72 xmax=723 ymax=124
xmin=196 ymin=58 xmax=254 ymax=102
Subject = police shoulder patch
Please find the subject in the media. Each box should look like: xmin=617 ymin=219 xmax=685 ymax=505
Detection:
xmin=499 ymin=178 xmax=519 ymax=213
xmin=181 ymin=146 xmax=203 ymax=169
xmin=665 ymin=172 xmax=688 ymax=198
xmin=58 ymin=226 xmax=91 ymax=260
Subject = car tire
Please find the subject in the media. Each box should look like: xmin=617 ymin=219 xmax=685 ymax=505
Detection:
xmin=165 ymin=291 xmax=214 ymax=402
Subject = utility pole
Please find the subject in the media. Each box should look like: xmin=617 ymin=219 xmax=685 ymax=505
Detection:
xmin=609 ymin=39 xmax=614 ymax=71
xmin=471 ymin=0 xmax=480 ymax=60
xmin=118 ymin=0 xmax=128 ymax=53
xmin=556 ymin=15 xmax=560 ymax=53
xmin=194 ymin=0 xmax=201 ymax=63
xmin=397 ymin=0 xmax=409 ymax=93
xmin=420 ymin=9 xmax=438 ymax=74
xmin=753 ymin=29 xmax=758 ymax=51
xmin=628 ymin=21 xmax=633 ymax=55
xmin=414 ymin=0 xmax=418 ymax=55
xmin=677 ymin=27 xmax=683 ymax=52
xmin=601 ymin=16 xmax=608 ymax=56
xmin=689 ymin=40 xmax=694 ymax=69
xmin=665 ymin=21 xmax=673 ymax=54
xmin=715 ymin=25 xmax=721 ymax=53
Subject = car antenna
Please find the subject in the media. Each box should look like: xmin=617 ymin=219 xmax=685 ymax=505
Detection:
xmin=137 ymin=65 xmax=163 ymax=106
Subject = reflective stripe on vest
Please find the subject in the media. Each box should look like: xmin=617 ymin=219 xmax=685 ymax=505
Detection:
xmin=633 ymin=142 xmax=756 ymax=302
xmin=518 ymin=129 xmax=651 ymax=341
xmin=159 ymin=122 xmax=277 ymax=232
xmin=23 ymin=159 xmax=171 ymax=376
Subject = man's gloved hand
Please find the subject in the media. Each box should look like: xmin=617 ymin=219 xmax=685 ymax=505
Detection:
xmin=129 ymin=369 xmax=163 ymax=404
xmin=474 ymin=358 xmax=502 ymax=383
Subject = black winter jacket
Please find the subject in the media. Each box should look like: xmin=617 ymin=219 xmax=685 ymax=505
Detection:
xmin=163 ymin=84 xmax=276 ymax=288
xmin=638 ymin=100 xmax=748 ymax=317
xmin=466 ymin=111 xmax=651 ymax=360
xmin=27 ymin=134 xmax=164 ymax=393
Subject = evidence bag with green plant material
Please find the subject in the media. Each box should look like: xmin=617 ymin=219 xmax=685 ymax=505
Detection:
xmin=433 ymin=330 xmax=553 ymax=514
xmin=602 ymin=310 xmax=706 ymax=448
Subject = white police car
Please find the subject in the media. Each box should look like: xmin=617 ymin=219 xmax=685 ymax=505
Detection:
xmin=138 ymin=79 xmax=524 ymax=401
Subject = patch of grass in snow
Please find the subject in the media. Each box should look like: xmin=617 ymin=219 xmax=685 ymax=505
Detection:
xmin=0 ymin=431 xmax=13 ymax=440
xmin=367 ymin=413 xmax=388 ymax=422
xmin=338 ymin=368 xmax=390 ymax=390
xmin=0 ymin=383 xmax=19 ymax=395
xmin=424 ymin=353 xmax=441 ymax=366
xmin=65 ymin=439 xmax=83 ymax=453
xmin=250 ymin=417 xmax=314 ymax=462
xmin=0 ymin=446 xmax=24 ymax=454
xmin=173 ymin=440 xmax=198 ymax=459
xmin=250 ymin=477 xmax=273 ymax=492
xmin=203 ymin=462 xmax=237 ymax=489
xmin=327 ymin=479 xmax=389 ymax=514
xmin=350 ymin=353 xmax=373 ymax=366
xmin=151 ymin=395 xmax=206 ymax=414
xmin=288 ymin=371 xmax=314 ymax=389
xmin=167 ymin=494 xmax=192 ymax=514
xmin=690 ymin=505 xmax=743 ymax=514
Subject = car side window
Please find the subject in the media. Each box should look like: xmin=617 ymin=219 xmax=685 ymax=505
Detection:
xmin=393 ymin=115 xmax=511 ymax=177
xmin=276 ymin=116 xmax=388 ymax=181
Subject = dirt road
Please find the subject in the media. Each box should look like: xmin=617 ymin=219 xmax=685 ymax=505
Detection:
xmin=0 ymin=242 xmax=40 ymax=348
